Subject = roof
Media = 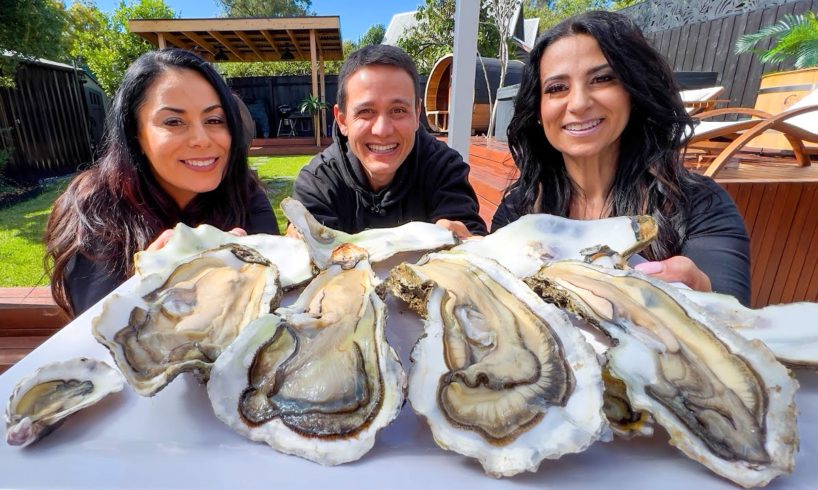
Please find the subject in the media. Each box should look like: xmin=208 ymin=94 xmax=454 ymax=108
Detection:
xmin=383 ymin=11 xmax=418 ymax=46
xmin=128 ymin=17 xmax=344 ymax=62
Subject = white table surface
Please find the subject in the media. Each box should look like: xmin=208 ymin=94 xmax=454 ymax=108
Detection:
xmin=2 ymin=269 xmax=816 ymax=490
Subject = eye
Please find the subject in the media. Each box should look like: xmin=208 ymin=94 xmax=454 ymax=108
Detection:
xmin=592 ymin=73 xmax=617 ymax=84
xmin=543 ymin=83 xmax=568 ymax=95
xmin=392 ymin=107 xmax=408 ymax=115
xmin=355 ymin=108 xmax=374 ymax=118
xmin=206 ymin=116 xmax=226 ymax=125
xmin=163 ymin=117 xmax=185 ymax=127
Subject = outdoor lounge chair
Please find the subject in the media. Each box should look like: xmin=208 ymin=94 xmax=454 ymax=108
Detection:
xmin=686 ymin=88 xmax=818 ymax=177
xmin=680 ymin=86 xmax=726 ymax=114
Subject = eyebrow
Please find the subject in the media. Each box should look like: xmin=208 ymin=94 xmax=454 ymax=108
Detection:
xmin=542 ymin=63 xmax=612 ymax=83
xmin=157 ymin=104 xmax=223 ymax=114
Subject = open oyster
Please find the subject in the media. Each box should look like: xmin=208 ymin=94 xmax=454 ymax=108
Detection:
xmin=387 ymin=252 xmax=608 ymax=477
xmin=5 ymin=358 xmax=124 ymax=447
xmin=93 ymin=244 xmax=281 ymax=396
xmin=281 ymin=197 xmax=459 ymax=269
xmin=526 ymin=261 xmax=798 ymax=488
xmin=208 ymin=245 xmax=405 ymax=465
xmin=134 ymin=223 xmax=313 ymax=289
xmin=456 ymin=213 xmax=656 ymax=278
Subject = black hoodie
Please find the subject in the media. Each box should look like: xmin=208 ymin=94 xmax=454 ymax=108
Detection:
xmin=292 ymin=124 xmax=487 ymax=235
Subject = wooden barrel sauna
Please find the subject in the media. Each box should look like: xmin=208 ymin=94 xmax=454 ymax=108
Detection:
xmin=750 ymin=67 xmax=818 ymax=151
xmin=424 ymin=54 xmax=524 ymax=134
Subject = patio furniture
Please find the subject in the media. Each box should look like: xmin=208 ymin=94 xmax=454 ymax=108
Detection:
xmin=276 ymin=105 xmax=296 ymax=137
xmin=686 ymin=88 xmax=818 ymax=177
xmin=680 ymin=86 xmax=727 ymax=115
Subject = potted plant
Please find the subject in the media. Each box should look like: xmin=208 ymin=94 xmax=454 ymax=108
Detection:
xmin=299 ymin=94 xmax=328 ymax=142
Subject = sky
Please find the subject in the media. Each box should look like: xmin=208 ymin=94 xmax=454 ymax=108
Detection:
xmin=83 ymin=0 xmax=422 ymax=42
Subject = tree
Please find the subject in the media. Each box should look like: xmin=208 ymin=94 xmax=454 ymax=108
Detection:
xmin=359 ymin=24 xmax=385 ymax=47
xmin=484 ymin=0 xmax=521 ymax=138
xmin=526 ymin=0 xmax=611 ymax=30
xmin=216 ymin=0 xmax=312 ymax=17
xmin=397 ymin=0 xmax=501 ymax=74
xmin=66 ymin=0 xmax=177 ymax=96
xmin=0 ymin=0 xmax=69 ymax=87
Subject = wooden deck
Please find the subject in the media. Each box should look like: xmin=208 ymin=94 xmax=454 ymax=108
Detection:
xmin=464 ymin=136 xmax=818 ymax=308
xmin=0 ymin=287 xmax=67 ymax=374
xmin=248 ymin=136 xmax=331 ymax=156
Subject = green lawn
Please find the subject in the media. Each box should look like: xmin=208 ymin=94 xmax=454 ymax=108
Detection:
xmin=0 ymin=155 xmax=311 ymax=287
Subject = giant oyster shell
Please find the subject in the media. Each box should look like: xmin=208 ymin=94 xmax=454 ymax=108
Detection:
xmin=5 ymin=358 xmax=123 ymax=447
xmin=207 ymin=246 xmax=405 ymax=465
xmin=387 ymin=252 xmax=608 ymax=477
xmin=281 ymin=197 xmax=459 ymax=269
xmin=526 ymin=261 xmax=799 ymax=488
xmin=93 ymin=244 xmax=281 ymax=396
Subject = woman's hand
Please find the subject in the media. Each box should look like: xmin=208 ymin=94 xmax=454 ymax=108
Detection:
xmin=633 ymin=256 xmax=712 ymax=292
xmin=435 ymin=219 xmax=472 ymax=239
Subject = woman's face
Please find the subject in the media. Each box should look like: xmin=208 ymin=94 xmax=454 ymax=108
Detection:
xmin=136 ymin=68 xmax=231 ymax=209
xmin=538 ymin=34 xmax=631 ymax=164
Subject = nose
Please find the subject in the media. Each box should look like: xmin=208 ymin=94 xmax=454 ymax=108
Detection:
xmin=188 ymin=121 xmax=212 ymax=147
xmin=567 ymin=85 xmax=593 ymax=114
xmin=370 ymin=113 xmax=394 ymax=137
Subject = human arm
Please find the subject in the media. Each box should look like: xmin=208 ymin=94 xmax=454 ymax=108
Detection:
xmin=490 ymin=185 xmax=524 ymax=232
xmin=425 ymin=145 xmax=488 ymax=236
xmin=245 ymin=185 xmax=280 ymax=235
xmin=291 ymin=163 xmax=345 ymax=230
xmin=64 ymin=254 xmax=127 ymax=316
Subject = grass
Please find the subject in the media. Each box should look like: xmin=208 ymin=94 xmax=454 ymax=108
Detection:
xmin=0 ymin=155 xmax=311 ymax=287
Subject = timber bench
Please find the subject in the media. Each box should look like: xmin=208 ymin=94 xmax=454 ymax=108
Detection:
xmin=0 ymin=287 xmax=68 ymax=374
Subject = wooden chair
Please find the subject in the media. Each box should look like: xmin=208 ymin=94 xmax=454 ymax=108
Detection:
xmin=686 ymin=89 xmax=818 ymax=177
xmin=680 ymin=86 xmax=727 ymax=115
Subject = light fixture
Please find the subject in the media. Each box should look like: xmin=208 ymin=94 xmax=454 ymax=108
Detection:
xmin=214 ymin=48 xmax=228 ymax=61
xmin=280 ymin=46 xmax=295 ymax=60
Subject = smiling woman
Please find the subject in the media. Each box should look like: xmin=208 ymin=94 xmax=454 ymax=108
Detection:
xmin=44 ymin=49 xmax=279 ymax=317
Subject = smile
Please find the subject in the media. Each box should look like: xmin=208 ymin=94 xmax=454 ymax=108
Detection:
xmin=563 ymin=119 xmax=603 ymax=133
xmin=366 ymin=143 xmax=398 ymax=154
xmin=181 ymin=157 xmax=218 ymax=169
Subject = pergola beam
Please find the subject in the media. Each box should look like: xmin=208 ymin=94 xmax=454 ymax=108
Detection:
xmin=129 ymin=17 xmax=339 ymax=33
xmin=286 ymin=30 xmax=306 ymax=60
xmin=182 ymin=31 xmax=217 ymax=55
xmin=235 ymin=31 xmax=265 ymax=62
xmin=209 ymin=31 xmax=245 ymax=61
xmin=260 ymin=30 xmax=280 ymax=55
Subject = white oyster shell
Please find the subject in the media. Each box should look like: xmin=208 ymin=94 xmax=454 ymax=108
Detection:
xmin=207 ymin=256 xmax=406 ymax=465
xmin=387 ymin=252 xmax=608 ymax=477
xmin=281 ymin=197 xmax=459 ymax=269
xmin=5 ymin=358 xmax=124 ymax=447
xmin=456 ymin=213 xmax=656 ymax=278
xmin=527 ymin=261 xmax=799 ymax=488
xmin=134 ymin=222 xmax=313 ymax=289
xmin=93 ymin=244 xmax=281 ymax=396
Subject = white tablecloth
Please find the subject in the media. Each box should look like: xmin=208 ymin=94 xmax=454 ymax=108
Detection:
xmin=1 ymin=273 xmax=816 ymax=490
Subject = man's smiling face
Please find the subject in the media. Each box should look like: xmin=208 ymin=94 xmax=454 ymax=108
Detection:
xmin=335 ymin=64 xmax=420 ymax=192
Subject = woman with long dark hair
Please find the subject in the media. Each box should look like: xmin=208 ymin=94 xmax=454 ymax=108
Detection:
xmin=493 ymin=11 xmax=750 ymax=304
xmin=45 ymin=48 xmax=278 ymax=316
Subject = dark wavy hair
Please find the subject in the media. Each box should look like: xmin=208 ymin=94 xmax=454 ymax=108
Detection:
xmin=45 ymin=48 xmax=257 ymax=315
xmin=505 ymin=10 xmax=698 ymax=260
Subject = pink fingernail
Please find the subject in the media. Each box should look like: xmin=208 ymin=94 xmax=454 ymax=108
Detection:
xmin=634 ymin=261 xmax=664 ymax=274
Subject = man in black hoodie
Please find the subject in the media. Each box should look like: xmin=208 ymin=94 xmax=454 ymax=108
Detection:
xmin=292 ymin=45 xmax=487 ymax=238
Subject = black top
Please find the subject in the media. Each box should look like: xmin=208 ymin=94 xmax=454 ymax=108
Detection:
xmin=65 ymin=186 xmax=279 ymax=316
xmin=492 ymin=176 xmax=751 ymax=305
xmin=292 ymin=125 xmax=487 ymax=235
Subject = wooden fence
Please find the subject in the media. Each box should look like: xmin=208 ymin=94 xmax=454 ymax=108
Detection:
xmin=0 ymin=60 xmax=93 ymax=184
xmin=642 ymin=0 xmax=818 ymax=118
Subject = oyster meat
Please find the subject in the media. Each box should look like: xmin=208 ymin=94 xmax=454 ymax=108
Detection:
xmin=387 ymin=252 xmax=608 ymax=477
xmin=5 ymin=358 xmax=124 ymax=447
xmin=281 ymin=197 xmax=459 ymax=269
xmin=456 ymin=213 xmax=656 ymax=278
xmin=526 ymin=261 xmax=799 ymax=488
xmin=134 ymin=222 xmax=314 ymax=289
xmin=94 ymin=244 xmax=281 ymax=396
xmin=207 ymin=245 xmax=405 ymax=465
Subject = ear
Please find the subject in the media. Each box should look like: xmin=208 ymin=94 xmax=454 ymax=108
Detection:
xmin=414 ymin=99 xmax=422 ymax=128
xmin=334 ymin=104 xmax=348 ymax=136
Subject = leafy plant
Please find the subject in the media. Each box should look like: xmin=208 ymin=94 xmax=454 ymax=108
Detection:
xmin=735 ymin=11 xmax=818 ymax=69
xmin=298 ymin=94 xmax=328 ymax=115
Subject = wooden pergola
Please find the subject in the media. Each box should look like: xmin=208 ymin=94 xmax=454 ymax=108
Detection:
xmin=128 ymin=17 xmax=343 ymax=145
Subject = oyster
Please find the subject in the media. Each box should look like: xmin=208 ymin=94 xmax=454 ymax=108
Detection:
xmin=526 ymin=261 xmax=799 ymax=488
xmin=281 ymin=197 xmax=459 ymax=269
xmin=93 ymin=244 xmax=281 ymax=396
xmin=207 ymin=245 xmax=405 ymax=465
xmin=5 ymin=358 xmax=124 ymax=447
xmin=134 ymin=223 xmax=314 ymax=289
xmin=681 ymin=289 xmax=818 ymax=369
xmin=386 ymin=252 xmax=608 ymax=477
xmin=456 ymin=213 xmax=656 ymax=278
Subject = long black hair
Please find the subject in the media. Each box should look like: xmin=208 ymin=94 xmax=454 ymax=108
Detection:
xmin=46 ymin=48 xmax=257 ymax=315
xmin=505 ymin=10 xmax=697 ymax=260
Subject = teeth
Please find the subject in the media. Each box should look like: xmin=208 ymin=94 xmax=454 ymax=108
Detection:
xmin=185 ymin=158 xmax=216 ymax=167
xmin=368 ymin=144 xmax=397 ymax=152
xmin=564 ymin=120 xmax=602 ymax=131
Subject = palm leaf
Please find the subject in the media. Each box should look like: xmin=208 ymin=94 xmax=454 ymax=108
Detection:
xmin=735 ymin=11 xmax=818 ymax=68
